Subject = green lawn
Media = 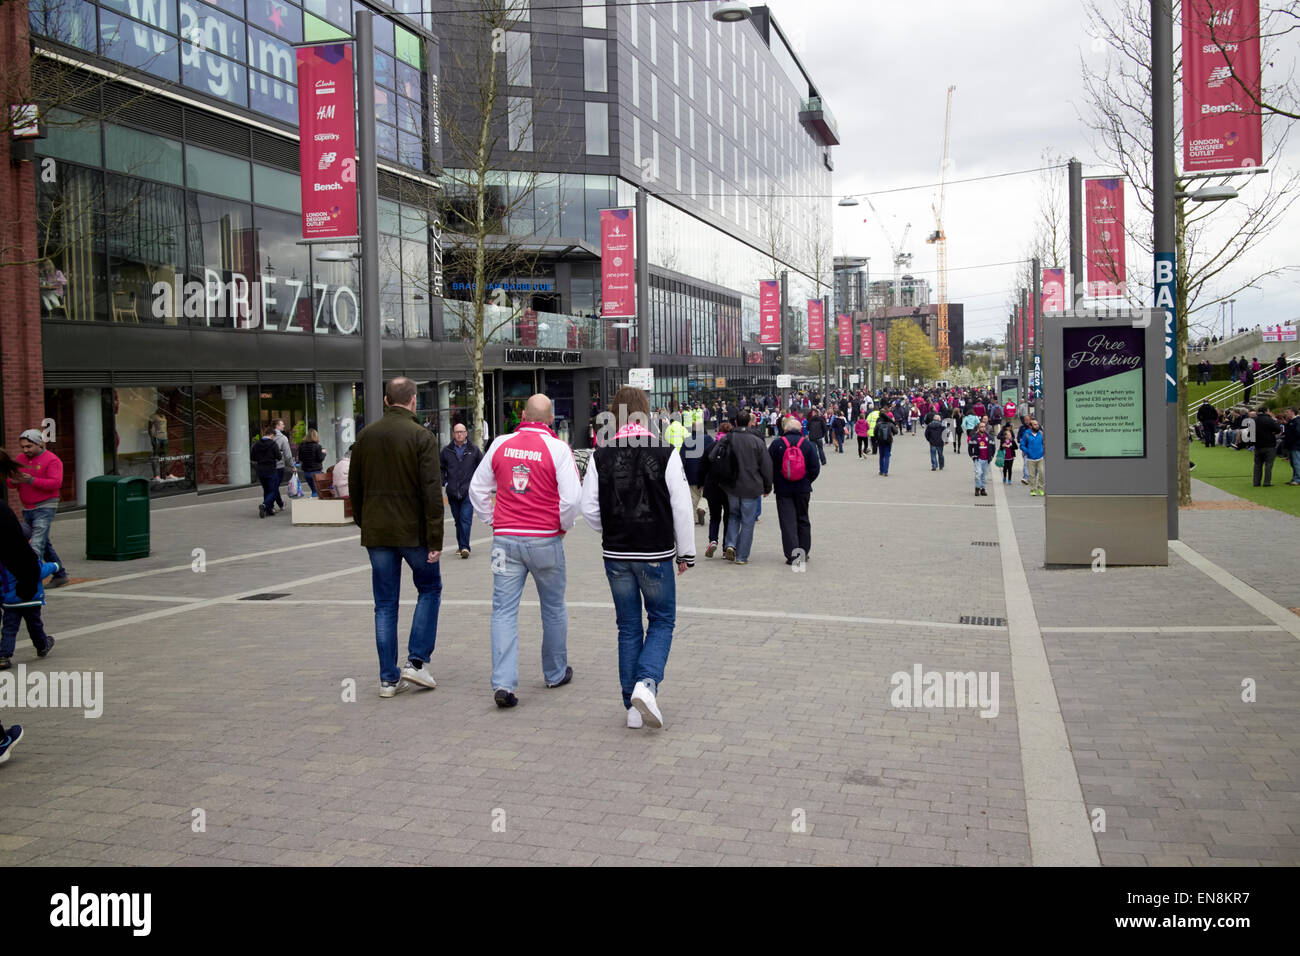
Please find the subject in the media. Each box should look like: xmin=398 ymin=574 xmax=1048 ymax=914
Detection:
xmin=1188 ymin=442 xmax=1300 ymax=517
xmin=1188 ymin=379 xmax=1232 ymax=407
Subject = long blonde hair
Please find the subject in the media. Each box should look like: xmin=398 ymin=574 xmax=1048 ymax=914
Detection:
xmin=307 ymin=428 xmax=319 ymax=442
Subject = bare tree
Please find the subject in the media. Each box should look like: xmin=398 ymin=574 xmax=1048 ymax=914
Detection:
xmin=1202 ymin=0 xmax=1300 ymax=122
xmin=1080 ymin=0 xmax=1300 ymax=504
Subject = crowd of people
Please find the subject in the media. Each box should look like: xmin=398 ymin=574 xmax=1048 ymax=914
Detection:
xmin=1195 ymin=398 xmax=1300 ymax=487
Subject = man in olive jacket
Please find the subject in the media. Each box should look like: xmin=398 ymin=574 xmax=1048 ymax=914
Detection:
xmin=350 ymin=377 xmax=444 ymax=699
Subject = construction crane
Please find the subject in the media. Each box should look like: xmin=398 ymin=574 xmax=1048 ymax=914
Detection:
xmin=864 ymin=197 xmax=912 ymax=307
xmin=926 ymin=84 xmax=956 ymax=369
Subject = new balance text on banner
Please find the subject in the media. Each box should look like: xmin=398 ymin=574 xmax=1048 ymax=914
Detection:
xmin=1182 ymin=0 xmax=1263 ymax=172
xmin=875 ymin=329 xmax=887 ymax=363
xmin=600 ymin=208 xmax=635 ymax=318
xmin=296 ymin=44 xmax=358 ymax=241
xmin=837 ymin=314 xmax=852 ymax=356
xmin=1085 ymin=178 xmax=1126 ymax=298
xmin=760 ymin=280 xmax=781 ymax=345
xmin=807 ymin=299 xmax=824 ymax=350
xmin=1042 ymin=267 xmax=1066 ymax=312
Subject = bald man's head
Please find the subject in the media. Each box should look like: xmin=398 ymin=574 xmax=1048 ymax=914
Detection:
xmin=523 ymin=393 xmax=553 ymax=425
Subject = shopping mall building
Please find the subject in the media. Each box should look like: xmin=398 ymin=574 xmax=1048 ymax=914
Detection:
xmin=1 ymin=0 xmax=836 ymax=508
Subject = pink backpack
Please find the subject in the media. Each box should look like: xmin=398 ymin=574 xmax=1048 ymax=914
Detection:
xmin=781 ymin=437 xmax=807 ymax=481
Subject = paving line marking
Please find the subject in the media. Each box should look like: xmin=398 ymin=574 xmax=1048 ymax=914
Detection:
xmin=1169 ymin=539 xmax=1300 ymax=641
xmin=52 ymin=592 xmax=203 ymax=604
xmin=992 ymin=476 xmax=1100 ymax=866
xmin=1041 ymin=624 xmax=1285 ymax=634
xmin=812 ymin=499 xmax=1030 ymax=509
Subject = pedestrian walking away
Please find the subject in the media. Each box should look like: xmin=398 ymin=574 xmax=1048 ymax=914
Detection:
xmin=441 ymin=423 xmax=484 ymax=558
xmin=349 ymin=377 xmax=444 ymax=699
xmin=925 ymin=414 xmax=947 ymax=471
xmin=768 ymin=415 xmax=821 ymax=565
xmin=469 ymin=394 xmax=582 ymax=708
xmin=297 ymin=429 xmax=327 ymax=497
xmin=251 ymin=423 xmax=282 ymax=518
xmin=6 ymin=429 xmax=69 ymax=587
xmin=720 ymin=410 xmax=773 ymax=565
xmin=875 ymin=413 xmax=897 ymax=476
xmin=581 ymin=386 xmax=695 ymax=729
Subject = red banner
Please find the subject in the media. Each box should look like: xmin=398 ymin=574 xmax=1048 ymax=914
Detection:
xmin=600 ymin=208 xmax=635 ymax=318
xmin=1182 ymin=0 xmax=1263 ymax=171
xmin=807 ymin=299 xmax=824 ymax=350
xmin=297 ymin=43 xmax=358 ymax=241
xmin=875 ymin=329 xmax=887 ymax=362
xmin=860 ymin=324 xmax=873 ymax=360
xmin=760 ymin=280 xmax=780 ymax=345
xmin=1017 ymin=305 xmax=1024 ymax=352
xmin=1042 ymin=267 xmax=1066 ymax=312
xmin=837 ymin=314 xmax=852 ymax=356
xmin=1085 ymin=178 xmax=1126 ymax=297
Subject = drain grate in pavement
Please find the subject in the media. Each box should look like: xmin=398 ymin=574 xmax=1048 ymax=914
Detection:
xmin=970 ymin=541 xmax=999 ymax=547
xmin=959 ymin=615 xmax=1007 ymax=627
xmin=975 ymin=502 xmax=994 ymax=507
xmin=239 ymin=593 xmax=291 ymax=601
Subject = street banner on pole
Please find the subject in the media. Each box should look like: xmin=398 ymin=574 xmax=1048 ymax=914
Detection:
xmin=297 ymin=43 xmax=358 ymax=240
xmin=760 ymin=280 xmax=781 ymax=344
xmin=1042 ymin=267 xmax=1066 ymax=312
xmin=837 ymin=314 xmax=852 ymax=356
xmin=1182 ymin=0 xmax=1263 ymax=172
xmin=1085 ymin=178 xmax=1127 ymax=297
xmin=807 ymin=299 xmax=824 ymax=350
xmin=861 ymin=324 xmax=873 ymax=360
xmin=1018 ymin=305 xmax=1025 ymax=353
xmin=600 ymin=208 xmax=635 ymax=318
xmin=875 ymin=329 xmax=887 ymax=363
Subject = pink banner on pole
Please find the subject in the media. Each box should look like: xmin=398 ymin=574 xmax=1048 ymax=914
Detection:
xmin=760 ymin=280 xmax=781 ymax=345
xmin=1085 ymin=179 xmax=1126 ymax=297
xmin=861 ymin=324 xmax=873 ymax=360
xmin=807 ymin=299 xmax=824 ymax=350
xmin=837 ymin=314 xmax=852 ymax=356
xmin=1182 ymin=0 xmax=1263 ymax=172
xmin=1042 ymin=267 xmax=1066 ymax=312
xmin=875 ymin=329 xmax=887 ymax=362
xmin=600 ymin=208 xmax=635 ymax=318
xmin=297 ymin=43 xmax=358 ymax=240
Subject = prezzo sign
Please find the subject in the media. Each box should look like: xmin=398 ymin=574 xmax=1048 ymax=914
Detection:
xmin=151 ymin=271 xmax=360 ymax=333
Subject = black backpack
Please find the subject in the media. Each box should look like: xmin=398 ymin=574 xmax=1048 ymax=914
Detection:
xmin=706 ymin=436 xmax=738 ymax=485
xmin=874 ymin=419 xmax=893 ymax=444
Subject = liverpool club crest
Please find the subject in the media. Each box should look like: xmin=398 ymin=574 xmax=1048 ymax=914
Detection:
xmin=511 ymin=464 xmax=530 ymax=492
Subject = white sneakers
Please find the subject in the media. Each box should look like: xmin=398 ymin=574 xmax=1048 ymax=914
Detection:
xmin=630 ymin=681 xmax=663 ymax=729
xmin=378 ymin=680 xmax=406 ymax=698
xmin=401 ymin=663 xmax=438 ymax=690
xmin=626 ymin=707 xmax=644 ymax=729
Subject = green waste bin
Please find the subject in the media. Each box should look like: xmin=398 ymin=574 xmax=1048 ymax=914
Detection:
xmin=85 ymin=475 xmax=151 ymax=560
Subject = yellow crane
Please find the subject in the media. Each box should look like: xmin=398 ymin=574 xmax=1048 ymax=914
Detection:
xmin=926 ymin=85 xmax=956 ymax=369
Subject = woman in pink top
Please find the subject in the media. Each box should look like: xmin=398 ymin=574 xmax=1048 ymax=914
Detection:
xmin=853 ymin=415 xmax=871 ymax=458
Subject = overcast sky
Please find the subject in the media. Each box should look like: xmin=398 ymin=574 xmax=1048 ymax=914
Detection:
xmin=765 ymin=0 xmax=1300 ymax=344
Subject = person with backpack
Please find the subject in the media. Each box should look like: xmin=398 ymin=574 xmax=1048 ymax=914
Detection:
xmin=924 ymin=413 xmax=947 ymax=471
xmin=875 ymin=412 xmax=897 ymax=476
xmin=805 ymin=408 xmax=828 ymax=465
xmin=703 ymin=421 xmax=733 ymax=557
xmin=720 ymin=410 xmax=772 ymax=565
xmin=768 ymin=415 xmax=821 ymax=565
xmin=998 ymin=424 xmax=1017 ymax=483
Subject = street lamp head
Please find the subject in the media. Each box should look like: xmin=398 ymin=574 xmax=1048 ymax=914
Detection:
xmin=1190 ymin=185 xmax=1239 ymax=203
xmin=315 ymin=250 xmax=361 ymax=262
xmin=711 ymin=3 xmax=752 ymax=22
xmin=837 ymin=196 xmax=860 ymax=207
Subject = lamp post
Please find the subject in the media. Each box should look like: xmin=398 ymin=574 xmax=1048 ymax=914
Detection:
xmin=355 ymin=10 xmax=381 ymax=428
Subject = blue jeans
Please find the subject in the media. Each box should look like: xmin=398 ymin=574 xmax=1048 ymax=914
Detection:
xmin=724 ymin=495 xmax=761 ymax=561
xmin=257 ymin=472 xmax=279 ymax=511
xmin=930 ymin=444 xmax=945 ymax=469
xmin=302 ymin=471 xmax=321 ymax=496
xmin=1 ymin=606 xmax=48 ymax=657
xmin=879 ymin=442 xmax=892 ymax=474
xmin=448 ymin=494 xmax=474 ymax=552
xmin=604 ymin=559 xmax=676 ymax=709
xmin=973 ymin=458 xmax=989 ymax=489
xmin=1290 ymin=448 xmax=1300 ymax=482
xmin=22 ymin=505 xmax=64 ymax=577
xmin=490 ymin=534 xmax=568 ymax=692
xmin=367 ymin=546 xmax=442 ymax=684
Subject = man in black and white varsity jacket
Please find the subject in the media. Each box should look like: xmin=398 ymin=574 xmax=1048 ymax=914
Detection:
xmin=580 ymin=386 xmax=695 ymax=731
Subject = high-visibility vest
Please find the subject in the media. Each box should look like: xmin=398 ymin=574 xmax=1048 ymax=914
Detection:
xmin=664 ymin=420 xmax=688 ymax=449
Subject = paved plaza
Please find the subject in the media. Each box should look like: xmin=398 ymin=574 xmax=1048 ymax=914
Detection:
xmin=1 ymin=434 xmax=1297 ymax=867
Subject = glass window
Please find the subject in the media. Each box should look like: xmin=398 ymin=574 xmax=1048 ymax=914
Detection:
xmin=99 ymin=12 xmax=181 ymax=84
xmin=559 ymin=173 xmax=583 ymax=238
xmin=584 ymin=102 xmax=608 ymax=156
xmin=115 ymin=386 xmax=195 ymax=495
xmin=253 ymin=206 xmax=312 ymax=331
xmin=181 ymin=1 xmax=247 ymax=63
xmin=402 ymin=238 xmax=428 ymax=338
xmin=508 ymin=96 xmax=533 ymax=152
xmin=303 ymin=10 xmax=347 ymax=41
xmin=105 ymin=175 xmax=186 ymax=326
xmin=583 ymin=37 xmax=606 ymax=93
xmin=182 ymin=47 xmax=249 ymax=109
xmin=36 ymin=162 xmax=107 ymax=322
xmin=38 ymin=110 xmax=102 ymax=167
xmin=506 ymin=29 xmax=531 ymax=86
xmin=106 ymin=125 xmax=184 ymax=185
xmin=394 ymin=23 xmax=422 ymax=68
xmin=374 ymin=49 xmax=396 ymax=90
xmin=378 ymin=231 xmax=402 ymax=338
xmin=533 ymin=174 xmax=559 ymax=237
xmin=29 ymin=0 xmax=97 ymax=51
xmin=374 ymin=86 xmax=397 ymax=125
xmin=248 ymin=0 xmax=302 ymax=43
xmin=253 ymin=164 xmax=301 ymax=212
xmin=396 ymin=59 xmax=422 ymax=101
xmin=185 ymin=144 xmax=252 ymax=200
xmin=248 ymin=24 xmax=297 ymax=81
xmin=582 ymin=0 xmax=605 ymax=29
xmin=398 ymin=130 xmax=423 ymax=168
xmin=631 ymin=57 xmax=639 ymax=107
xmin=584 ymin=175 xmax=610 ymax=245
xmin=376 ymin=122 xmax=398 ymax=161
xmin=371 ymin=9 xmax=394 ymax=51
xmin=303 ymin=0 xmax=350 ymax=31
xmin=250 ymin=67 xmax=298 ymax=124
xmin=184 ymin=193 xmax=254 ymax=328
xmin=506 ymin=0 xmax=529 ymax=22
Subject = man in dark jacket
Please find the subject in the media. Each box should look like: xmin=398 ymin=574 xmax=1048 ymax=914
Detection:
xmin=1241 ymin=363 xmax=1256 ymax=403
xmin=440 ymin=423 xmax=483 ymax=559
xmin=805 ymin=408 xmax=828 ymax=466
xmin=1196 ymin=400 xmax=1219 ymax=448
xmin=1252 ymin=409 xmax=1282 ymax=487
xmin=875 ymin=412 xmax=897 ymax=476
xmin=0 ymin=486 xmax=39 ymax=761
xmin=721 ymin=410 xmax=773 ymax=565
xmin=250 ymin=423 xmax=282 ymax=518
xmin=924 ymin=414 xmax=947 ymax=471
xmin=768 ymin=415 xmax=821 ymax=565
xmin=681 ymin=422 xmax=712 ymax=525
xmin=349 ymin=376 xmax=444 ymax=699
xmin=1280 ymin=408 xmax=1300 ymax=484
